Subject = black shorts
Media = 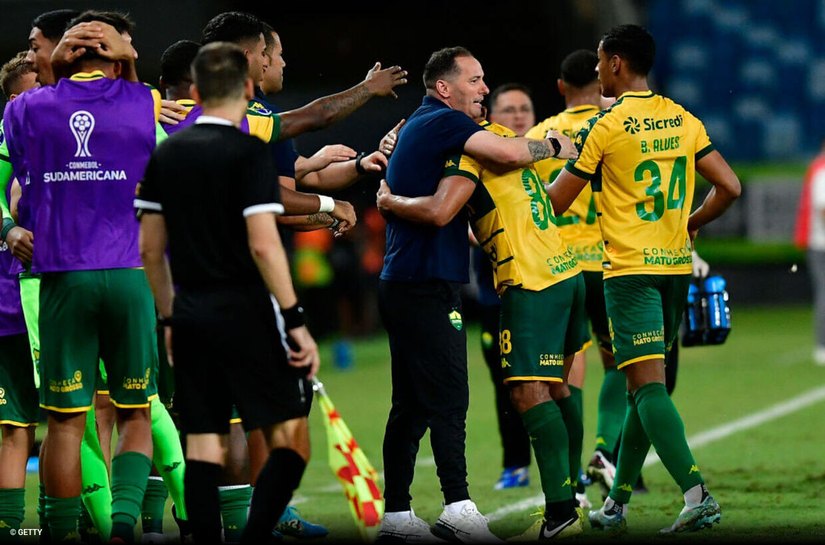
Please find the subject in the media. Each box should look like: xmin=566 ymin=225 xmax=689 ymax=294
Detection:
xmin=172 ymin=286 xmax=311 ymax=435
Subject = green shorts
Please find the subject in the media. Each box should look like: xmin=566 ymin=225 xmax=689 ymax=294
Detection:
xmin=500 ymin=274 xmax=589 ymax=383
xmin=0 ymin=334 xmax=39 ymax=426
xmin=20 ymin=273 xmax=113 ymax=396
xmin=604 ymin=274 xmax=690 ymax=368
xmin=582 ymin=270 xmax=611 ymax=351
xmin=39 ymin=269 xmax=158 ymax=412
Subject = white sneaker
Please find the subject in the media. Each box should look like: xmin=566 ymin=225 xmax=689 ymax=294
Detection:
xmin=575 ymin=491 xmax=592 ymax=509
xmin=377 ymin=509 xmax=443 ymax=543
xmin=432 ymin=500 xmax=502 ymax=543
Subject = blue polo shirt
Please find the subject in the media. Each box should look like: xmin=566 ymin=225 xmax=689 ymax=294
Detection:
xmin=380 ymin=96 xmax=484 ymax=283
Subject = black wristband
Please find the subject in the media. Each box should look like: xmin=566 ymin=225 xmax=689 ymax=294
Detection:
xmin=548 ymin=137 xmax=562 ymax=158
xmin=281 ymin=304 xmax=306 ymax=329
xmin=354 ymin=152 xmax=368 ymax=175
xmin=157 ymin=316 xmax=172 ymax=327
xmin=1 ymin=217 xmax=18 ymax=242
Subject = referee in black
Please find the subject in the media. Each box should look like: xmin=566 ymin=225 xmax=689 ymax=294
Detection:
xmin=136 ymin=42 xmax=319 ymax=544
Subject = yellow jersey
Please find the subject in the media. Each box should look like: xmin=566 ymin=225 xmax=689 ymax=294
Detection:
xmin=165 ymin=98 xmax=281 ymax=143
xmin=527 ymin=105 xmax=603 ymax=272
xmin=565 ymin=91 xmax=713 ymax=278
xmin=445 ymin=121 xmax=580 ymax=294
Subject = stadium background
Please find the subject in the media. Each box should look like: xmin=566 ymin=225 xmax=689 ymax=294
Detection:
xmin=1 ymin=1 xmax=824 ymax=541
xmin=2 ymin=0 xmax=816 ymax=322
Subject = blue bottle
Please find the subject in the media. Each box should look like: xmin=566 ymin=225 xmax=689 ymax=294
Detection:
xmin=703 ymin=275 xmax=731 ymax=345
xmin=682 ymin=282 xmax=705 ymax=347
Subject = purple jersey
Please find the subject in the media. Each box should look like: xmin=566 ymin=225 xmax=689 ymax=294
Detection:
xmin=162 ymin=103 xmax=268 ymax=140
xmin=0 ymin=243 xmax=25 ymax=336
xmin=4 ymin=75 xmax=157 ymax=273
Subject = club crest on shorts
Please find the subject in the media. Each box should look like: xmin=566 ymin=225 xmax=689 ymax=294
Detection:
xmin=448 ymin=310 xmax=462 ymax=331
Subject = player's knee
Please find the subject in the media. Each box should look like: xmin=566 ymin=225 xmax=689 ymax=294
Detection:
xmin=508 ymin=381 xmax=551 ymax=414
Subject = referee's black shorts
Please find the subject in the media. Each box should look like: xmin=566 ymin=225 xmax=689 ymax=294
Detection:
xmin=172 ymin=285 xmax=311 ymax=435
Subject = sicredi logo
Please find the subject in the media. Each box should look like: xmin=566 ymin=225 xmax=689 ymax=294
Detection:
xmin=69 ymin=110 xmax=95 ymax=158
xmin=623 ymin=116 xmax=641 ymax=134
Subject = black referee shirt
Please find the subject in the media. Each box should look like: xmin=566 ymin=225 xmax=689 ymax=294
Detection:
xmin=136 ymin=116 xmax=282 ymax=291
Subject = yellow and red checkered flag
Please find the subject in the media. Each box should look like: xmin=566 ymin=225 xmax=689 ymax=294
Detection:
xmin=312 ymin=378 xmax=384 ymax=541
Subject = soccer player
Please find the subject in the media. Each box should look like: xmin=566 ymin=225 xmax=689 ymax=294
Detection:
xmin=0 ymin=52 xmax=39 ymax=542
xmin=259 ymin=23 xmax=387 ymax=196
xmin=137 ymin=41 xmax=320 ymax=544
xmin=374 ymin=46 xmax=576 ymax=543
xmin=479 ymin=83 xmax=536 ymax=491
xmin=4 ymin=10 xmax=169 ymax=541
xmin=548 ymin=24 xmax=741 ymax=534
xmin=377 ymin=107 xmax=590 ymax=539
xmin=526 ymin=49 xmax=618 ymax=507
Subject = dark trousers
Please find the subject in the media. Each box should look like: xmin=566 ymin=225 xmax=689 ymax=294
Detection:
xmin=378 ymin=279 xmax=470 ymax=512
xmin=478 ymin=303 xmax=532 ymax=469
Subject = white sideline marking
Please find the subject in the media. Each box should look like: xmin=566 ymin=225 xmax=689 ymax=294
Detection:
xmin=487 ymin=384 xmax=825 ymax=522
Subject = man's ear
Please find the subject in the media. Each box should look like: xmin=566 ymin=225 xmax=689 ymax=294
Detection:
xmin=435 ymin=79 xmax=450 ymax=99
xmin=557 ymin=78 xmax=565 ymax=96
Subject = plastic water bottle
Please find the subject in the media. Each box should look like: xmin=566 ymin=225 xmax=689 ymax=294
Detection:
xmin=682 ymin=282 xmax=705 ymax=347
xmin=703 ymin=275 xmax=731 ymax=345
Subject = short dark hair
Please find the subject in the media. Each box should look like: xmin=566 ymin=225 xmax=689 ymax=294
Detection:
xmin=68 ymin=10 xmax=135 ymax=35
xmin=489 ymin=83 xmax=532 ymax=113
xmin=192 ymin=42 xmax=249 ymax=103
xmin=0 ymin=52 xmax=35 ymax=99
xmin=560 ymin=49 xmax=598 ymax=87
xmin=202 ymin=12 xmax=263 ymax=47
xmin=423 ymin=46 xmax=473 ymax=90
xmin=161 ymin=40 xmax=201 ymax=87
xmin=601 ymin=24 xmax=655 ymax=76
xmin=31 ymin=9 xmax=80 ymax=42
xmin=261 ymin=22 xmax=275 ymax=53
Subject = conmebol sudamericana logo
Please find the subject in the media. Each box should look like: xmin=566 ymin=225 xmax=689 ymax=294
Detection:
xmin=69 ymin=110 xmax=95 ymax=158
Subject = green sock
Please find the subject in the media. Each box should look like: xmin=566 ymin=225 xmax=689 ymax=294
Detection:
xmin=610 ymin=393 xmax=650 ymax=504
xmin=80 ymin=408 xmax=112 ymax=541
xmin=37 ymin=483 xmax=49 ymax=541
xmin=556 ymin=393 xmax=583 ymax=490
xmin=595 ymin=367 xmax=627 ymax=454
xmin=0 ymin=488 xmax=25 ymax=541
xmin=634 ymin=382 xmax=704 ymax=493
xmin=78 ymin=503 xmax=101 ymax=544
xmin=110 ymin=452 xmax=152 ymax=542
xmin=141 ymin=477 xmax=168 ymax=535
xmin=521 ymin=401 xmax=571 ymax=504
xmin=150 ymin=398 xmax=187 ymax=520
xmin=44 ymin=495 xmax=81 ymax=542
xmin=219 ymin=485 xmax=253 ymax=543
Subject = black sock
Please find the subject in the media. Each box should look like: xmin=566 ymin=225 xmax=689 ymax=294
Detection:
xmin=241 ymin=448 xmax=306 ymax=544
xmin=184 ymin=461 xmax=223 ymax=543
xmin=545 ymin=499 xmax=577 ymax=523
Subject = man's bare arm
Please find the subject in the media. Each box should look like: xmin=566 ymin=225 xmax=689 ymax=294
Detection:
xmin=376 ymin=176 xmax=475 ymax=227
xmin=299 ymin=151 xmax=387 ymax=191
xmin=246 ymin=212 xmax=320 ymax=377
xmin=463 ymin=129 xmax=578 ymax=169
xmin=688 ymin=150 xmax=742 ymax=236
xmin=547 ymin=168 xmax=589 ymax=216
xmin=139 ymin=213 xmax=174 ymax=319
xmin=277 ymin=62 xmax=407 ymax=140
